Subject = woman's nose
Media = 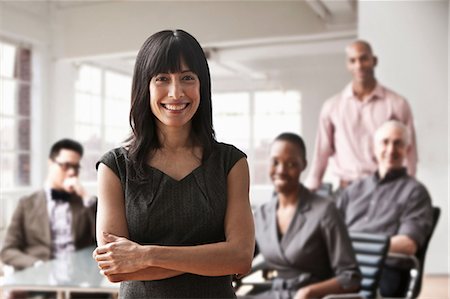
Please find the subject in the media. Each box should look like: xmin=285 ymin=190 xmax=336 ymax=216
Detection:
xmin=168 ymin=81 xmax=184 ymax=99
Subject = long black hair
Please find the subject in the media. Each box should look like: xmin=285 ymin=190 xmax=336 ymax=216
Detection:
xmin=126 ymin=29 xmax=216 ymax=177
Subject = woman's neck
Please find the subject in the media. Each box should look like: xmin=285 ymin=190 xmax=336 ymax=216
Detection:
xmin=157 ymin=123 xmax=194 ymax=151
xmin=277 ymin=185 xmax=301 ymax=209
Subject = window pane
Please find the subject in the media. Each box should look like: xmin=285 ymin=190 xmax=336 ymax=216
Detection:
xmin=0 ymin=117 xmax=16 ymax=150
xmin=214 ymin=114 xmax=250 ymax=150
xmin=79 ymin=152 xmax=102 ymax=182
xmin=105 ymin=71 xmax=132 ymax=99
xmin=252 ymin=90 xmax=301 ymax=185
xmin=0 ymin=42 xmax=16 ymax=78
xmin=104 ymin=98 xmax=130 ymax=127
xmin=0 ymin=153 xmax=15 ymax=189
xmin=75 ymin=124 xmax=102 ymax=151
xmin=254 ymin=90 xmax=301 ymax=115
xmin=213 ymin=92 xmax=250 ymax=149
xmin=75 ymin=93 xmax=101 ymax=125
xmin=0 ymin=80 xmax=17 ymax=116
xmin=253 ymin=161 xmax=271 ymax=185
xmin=75 ymin=65 xmax=101 ymax=94
xmin=105 ymin=127 xmax=130 ymax=149
xmin=254 ymin=90 xmax=301 ymax=148
xmin=213 ymin=92 xmax=250 ymax=114
xmin=254 ymin=115 xmax=301 ymax=145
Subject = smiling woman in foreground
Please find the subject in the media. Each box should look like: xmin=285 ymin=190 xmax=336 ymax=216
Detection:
xmin=92 ymin=29 xmax=254 ymax=298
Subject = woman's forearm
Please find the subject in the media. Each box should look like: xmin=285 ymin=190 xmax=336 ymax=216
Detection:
xmin=144 ymin=240 xmax=253 ymax=276
xmin=106 ymin=266 xmax=184 ymax=283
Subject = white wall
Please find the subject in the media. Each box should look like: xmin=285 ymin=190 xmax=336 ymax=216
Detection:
xmin=359 ymin=0 xmax=449 ymax=274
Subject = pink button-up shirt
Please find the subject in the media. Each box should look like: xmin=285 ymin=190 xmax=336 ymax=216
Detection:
xmin=305 ymin=82 xmax=417 ymax=190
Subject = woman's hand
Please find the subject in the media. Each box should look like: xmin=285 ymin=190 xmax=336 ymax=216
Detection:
xmin=93 ymin=232 xmax=149 ymax=275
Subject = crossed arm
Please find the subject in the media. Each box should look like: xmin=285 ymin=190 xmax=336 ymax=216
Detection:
xmin=93 ymin=158 xmax=255 ymax=282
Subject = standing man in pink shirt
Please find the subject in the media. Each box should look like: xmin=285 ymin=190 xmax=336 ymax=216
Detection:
xmin=305 ymin=40 xmax=417 ymax=192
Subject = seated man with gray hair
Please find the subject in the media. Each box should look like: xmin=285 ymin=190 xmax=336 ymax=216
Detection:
xmin=336 ymin=120 xmax=433 ymax=297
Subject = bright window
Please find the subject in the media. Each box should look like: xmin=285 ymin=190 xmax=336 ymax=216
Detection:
xmin=0 ymin=41 xmax=32 ymax=189
xmin=213 ymin=90 xmax=301 ymax=185
xmin=74 ymin=65 xmax=131 ymax=181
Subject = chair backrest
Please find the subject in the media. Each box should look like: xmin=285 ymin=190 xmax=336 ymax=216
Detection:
xmin=410 ymin=206 xmax=441 ymax=298
xmin=349 ymin=232 xmax=390 ymax=299
xmin=315 ymin=182 xmax=334 ymax=197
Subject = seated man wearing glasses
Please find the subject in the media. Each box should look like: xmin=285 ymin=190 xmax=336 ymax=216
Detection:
xmin=1 ymin=138 xmax=96 ymax=272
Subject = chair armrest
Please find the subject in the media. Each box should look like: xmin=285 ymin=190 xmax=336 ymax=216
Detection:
xmin=387 ymin=252 xmax=420 ymax=270
xmin=387 ymin=253 xmax=421 ymax=299
xmin=251 ymin=254 xmax=267 ymax=272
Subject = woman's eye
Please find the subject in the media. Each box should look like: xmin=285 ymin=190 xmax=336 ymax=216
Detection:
xmin=182 ymin=74 xmax=195 ymax=81
xmin=155 ymin=76 xmax=169 ymax=82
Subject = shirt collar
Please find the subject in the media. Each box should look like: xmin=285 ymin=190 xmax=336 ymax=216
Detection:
xmin=373 ymin=167 xmax=408 ymax=184
xmin=272 ymin=184 xmax=312 ymax=214
xmin=44 ymin=186 xmax=52 ymax=202
xmin=343 ymin=81 xmax=385 ymax=102
xmin=297 ymin=184 xmax=312 ymax=213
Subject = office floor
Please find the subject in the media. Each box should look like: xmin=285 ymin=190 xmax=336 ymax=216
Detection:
xmin=0 ymin=275 xmax=448 ymax=299
xmin=418 ymin=275 xmax=449 ymax=299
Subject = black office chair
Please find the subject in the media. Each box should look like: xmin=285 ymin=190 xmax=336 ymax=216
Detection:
xmin=235 ymin=232 xmax=390 ymax=299
xmin=348 ymin=232 xmax=391 ymax=299
xmin=387 ymin=206 xmax=440 ymax=299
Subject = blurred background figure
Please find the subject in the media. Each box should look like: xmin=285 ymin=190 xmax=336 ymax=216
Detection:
xmin=305 ymin=40 xmax=417 ymax=193
xmin=336 ymin=121 xmax=433 ymax=297
xmin=1 ymin=139 xmax=97 ymax=299
xmin=250 ymin=133 xmax=360 ymax=299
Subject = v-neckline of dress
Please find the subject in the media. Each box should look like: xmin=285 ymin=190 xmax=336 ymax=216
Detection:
xmin=147 ymin=164 xmax=203 ymax=183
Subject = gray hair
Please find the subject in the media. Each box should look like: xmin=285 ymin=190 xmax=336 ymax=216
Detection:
xmin=374 ymin=120 xmax=410 ymax=145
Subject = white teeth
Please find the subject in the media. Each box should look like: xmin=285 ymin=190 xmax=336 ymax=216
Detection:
xmin=163 ymin=104 xmax=188 ymax=111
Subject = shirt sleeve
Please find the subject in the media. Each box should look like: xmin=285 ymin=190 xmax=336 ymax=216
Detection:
xmin=96 ymin=148 xmax=126 ymax=191
xmin=223 ymin=143 xmax=247 ymax=174
xmin=305 ymin=101 xmax=335 ymax=190
xmin=320 ymin=202 xmax=361 ymax=290
xmin=0 ymin=197 xmax=40 ymax=269
xmin=397 ymin=184 xmax=433 ymax=248
xmin=96 ymin=149 xmax=121 ymax=176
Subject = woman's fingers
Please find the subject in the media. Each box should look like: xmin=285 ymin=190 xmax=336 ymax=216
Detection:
xmin=97 ymin=261 xmax=111 ymax=270
xmin=94 ymin=252 xmax=112 ymax=262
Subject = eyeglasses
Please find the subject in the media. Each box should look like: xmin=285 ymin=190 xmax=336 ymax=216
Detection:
xmin=53 ymin=160 xmax=81 ymax=173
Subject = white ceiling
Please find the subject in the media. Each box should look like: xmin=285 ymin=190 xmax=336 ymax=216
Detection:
xmin=61 ymin=0 xmax=357 ymax=86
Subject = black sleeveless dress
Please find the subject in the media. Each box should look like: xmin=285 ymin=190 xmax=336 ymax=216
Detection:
xmin=97 ymin=142 xmax=246 ymax=298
